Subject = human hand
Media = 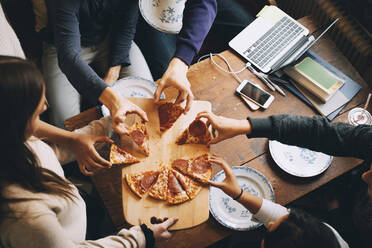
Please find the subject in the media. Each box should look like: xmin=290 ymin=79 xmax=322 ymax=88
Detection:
xmin=68 ymin=133 xmax=113 ymax=176
xmin=154 ymin=57 xmax=194 ymax=112
xmin=103 ymin=65 xmax=121 ymax=85
xmin=110 ymin=97 xmax=149 ymax=135
xmin=208 ymin=155 xmax=241 ymax=199
xmin=196 ymin=111 xmax=251 ymax=144
xmin=149 ymin=217 xmax=179 ymax=242
xmin=99 ymin=87 xmax=149 ymax=135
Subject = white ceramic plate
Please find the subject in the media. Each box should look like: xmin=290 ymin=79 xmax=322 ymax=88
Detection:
xmin=139 ymin=0 xmax=185 ymax=34
xmin=269 ymin=140 xmax=333 ymax=177
xmin=209 ymin=166 xmax=275 ymax=231
xmin=101 ymin=76 xmax=163 ymax=117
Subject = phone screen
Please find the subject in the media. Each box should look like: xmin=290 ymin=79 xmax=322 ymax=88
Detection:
xmin=239 ymin=82 xmax=271 ymax=106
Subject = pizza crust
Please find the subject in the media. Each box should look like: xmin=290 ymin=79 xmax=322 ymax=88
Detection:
xmin=110 ymin=144 xmax=139 ymax=165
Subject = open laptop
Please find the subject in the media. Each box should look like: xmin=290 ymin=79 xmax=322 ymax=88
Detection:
xmin=229 ymin=6 xmax=338 ymax=73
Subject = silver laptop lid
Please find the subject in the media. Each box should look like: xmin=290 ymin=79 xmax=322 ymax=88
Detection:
xmin=229 ymin=6 xmax=309 ymax=73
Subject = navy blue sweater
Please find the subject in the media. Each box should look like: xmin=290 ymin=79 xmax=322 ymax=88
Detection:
xmin=44 ymin=0 xmax=217 ymax=103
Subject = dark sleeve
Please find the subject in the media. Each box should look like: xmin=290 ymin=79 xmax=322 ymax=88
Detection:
xmin=247 ymin=114 xmax=372 ymax=161
xmin=140 ymin=224 xmax=155 ymax=248
xmin=174 ymin=0 xmax=217 ymax=65
xmin=49 ymin=0 xmax=107 ymax=103
xmin=109 ymin=0 xmax=139 ymax=67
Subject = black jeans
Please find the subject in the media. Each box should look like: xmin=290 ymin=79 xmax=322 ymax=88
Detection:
xmin=134 ymin=0 xmax=254 ymax=80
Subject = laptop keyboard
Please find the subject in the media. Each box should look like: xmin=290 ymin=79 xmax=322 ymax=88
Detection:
xmin=243 ymin=16 xmax=304 ymax=68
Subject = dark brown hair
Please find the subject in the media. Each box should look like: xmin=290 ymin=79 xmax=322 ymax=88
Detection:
xmin=0 ymin=56 xmax=75 ymax=219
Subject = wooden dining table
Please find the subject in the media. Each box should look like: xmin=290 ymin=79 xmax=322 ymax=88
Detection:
xmin=65 ymin=16 xmax=370 ymax=248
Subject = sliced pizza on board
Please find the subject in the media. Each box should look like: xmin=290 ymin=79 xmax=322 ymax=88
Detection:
xmin=110 ymin=144 xmax=139 ymax=165
xmin=148 ymin=168 xmax=169 ymax=201
xmin=158 ymin=102 xmax=184 ymax=132
xmin=188 ymin=154 xmax=212 ymax=184
xmin=128 ymin=121 xmax=150 ymax=156
xmin=172 ymin=154 xmax=212 ymax=184
xmin=176 ymin=119 xmax=211 ymax=145
xmin=125 ymin=170 xmax=160 ymax=198
xmin=167 ymin=169 xmax=190 ymax=204
xmin=172 ymin=169 xmax=202 ymax=200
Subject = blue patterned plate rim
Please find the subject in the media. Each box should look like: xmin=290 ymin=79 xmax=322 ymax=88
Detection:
xmin=209 ymin=166 xmax=275 ymax=231
xmin=139 ymin=0 xmax=182 ymax=34
xmin=268 ymin=140 xmax=333 ymax=177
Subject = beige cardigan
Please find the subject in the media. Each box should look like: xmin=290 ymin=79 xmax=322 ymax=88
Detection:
xmin=0 ymin=117 xmax=147 ymax=248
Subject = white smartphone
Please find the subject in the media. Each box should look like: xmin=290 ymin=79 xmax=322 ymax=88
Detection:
xmin=236 ymin=80 xmax=275 ymax=109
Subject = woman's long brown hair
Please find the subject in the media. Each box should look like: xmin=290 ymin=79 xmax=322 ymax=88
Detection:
xmin=0 ymin=56 xmax=75 ymax=220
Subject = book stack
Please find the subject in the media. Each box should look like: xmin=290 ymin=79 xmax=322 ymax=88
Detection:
xmin=284 ymin=57 xmax=344 ymax=103
xmin=281 ymin=50 xmax=361 ymax=121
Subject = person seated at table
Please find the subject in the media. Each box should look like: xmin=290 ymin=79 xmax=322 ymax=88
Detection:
xmin=208 ymin=155 xmax=348 ymax=248
xmin=31 ymin=0 xmax=218 ymax=131
xmin=0 ymin=55 xmax=178 ymax=247
xmin=197 ymin=111 xmax=372 ymax=247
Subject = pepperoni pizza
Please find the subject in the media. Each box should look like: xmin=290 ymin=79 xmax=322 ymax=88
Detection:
xmin=110 ymin=144 xmax=139 ymax=165
xmin=167 ymin=169 xmax=190 ymax=204
xmin=158 ymin=102 xmax=184 ymax=132
xmin=128 ymin=121 xmax=150 ymax=156
xmin=125 ymin=170 xmax=160 ymax=198
xmin=176 ymin=119 xmax=211 ymax=145
xmin=148 ymin=167 xmax=169 ymax=201
xmin=172 ymin=154 xmax=212 ymax=184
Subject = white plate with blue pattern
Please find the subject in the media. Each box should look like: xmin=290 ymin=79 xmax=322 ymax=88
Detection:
xmin=101 ymin=76 xmax=164 ymax=117
xmin=209 ymin=166 xmax=275 ymax=231
xmin=269 ymin=140 xmax=333 ymax=177
xmin=139 ymin=0 xmax=186 ymax=34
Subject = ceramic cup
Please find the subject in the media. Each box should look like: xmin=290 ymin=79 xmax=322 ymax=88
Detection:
xmin=139 ymin=0 xmax=186 ymax=34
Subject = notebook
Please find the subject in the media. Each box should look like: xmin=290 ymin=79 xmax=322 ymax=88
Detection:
xmin=229 ymin=5 xmax=338 ymax=73
xmin=284 ymin=57 xmax=345 ymax=102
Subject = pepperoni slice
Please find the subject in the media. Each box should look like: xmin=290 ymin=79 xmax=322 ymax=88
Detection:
xmin=140 ymin=172 xmax=158 ymax=191
xmin=168 ymin=171 xmax=184 ymax=194
xmin=189 ymin=120 xmax=207 ymax=137
xmin=172 ymin=159 xmax=189 ymax=174
xmin=131 ymin=130 xmax=145 ymax=146
xmin=191 ymin=158 xmax=210 ymax=174
xmin=158 ymin=103 xmax=171 ymax=125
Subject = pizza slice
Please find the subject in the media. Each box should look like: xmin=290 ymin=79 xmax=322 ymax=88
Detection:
xmin=110 ymin=144 xmax=139 ymax=165
xmin=172 ymin=169 xmax=202 ymax=200
xmin=187 ymin=154 xmax=212 ymax=184
xmin=176 ymin=119 xmax=211 ymax=145
xmin=167 ymin=169 xmax=190 ymax=204
xmin=158 ymin=102 xmax=184 ymax=132
xmin=125 ymin=170 xmax=160 ymax=198
xmin=171 ymin=154 xmax=212 ymax=184
xmin=148 ymin=168 xmax=169 ymax=201
xmin=171 ymin=159 xmax=189 ymax=174
xmin=128 ymin=121 xmax=150 ymax=156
